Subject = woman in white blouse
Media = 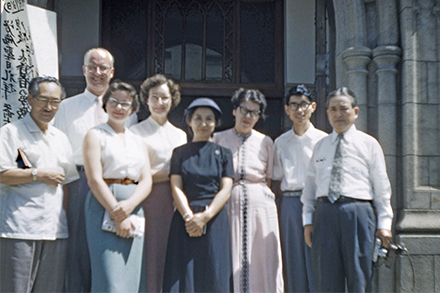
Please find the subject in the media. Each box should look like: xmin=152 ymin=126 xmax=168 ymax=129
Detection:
xmin=83 ymin=81 xmax=152 ymax=292
xmin=130 ymin=74 xmax=186 ymax=292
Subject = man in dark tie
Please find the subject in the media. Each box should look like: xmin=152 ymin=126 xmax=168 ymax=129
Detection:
xmin=301 ymin=87 xmax=393 ymax=292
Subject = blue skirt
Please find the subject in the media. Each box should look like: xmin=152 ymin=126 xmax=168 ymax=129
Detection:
xmin=85 ymin=183 xmax=146 ymax=293
xmin=163 ymin=203 xmax=232 ymax=292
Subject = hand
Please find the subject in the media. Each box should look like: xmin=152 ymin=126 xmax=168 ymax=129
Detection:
xmin=375 ymin=229 xmax=392 ymax=249
xmin=115 ymin=217 xmax=133 ymax=238
xmin=37 ymin=168 xmax=65 ymax=188
xmin=110 ymin=199 xmax=134 ymax=222
xmin=185 ymin=212 xmax=208 ymax=237
xmin=304 ymin=224 xmax=313 ymax=248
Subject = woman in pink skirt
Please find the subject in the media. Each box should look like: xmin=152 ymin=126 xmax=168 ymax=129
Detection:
xmin=130 ymin=74 xmax=186 ymax=292
xmin=214 ymin=88 xmax=284 ymax=293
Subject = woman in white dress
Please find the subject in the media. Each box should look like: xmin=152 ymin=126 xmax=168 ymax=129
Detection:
xmin=213 ymin=88 xmax=284 ymax=293
xmin=83 ymin=81 xmax=152 ymax=292
xmin=130 ymin=74 xmax=186 ymax=292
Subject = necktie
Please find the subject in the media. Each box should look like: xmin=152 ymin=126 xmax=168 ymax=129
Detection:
xmin=328 ymin=133 xmax=344 ymax=203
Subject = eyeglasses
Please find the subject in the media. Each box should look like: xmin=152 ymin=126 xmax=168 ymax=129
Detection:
xmin=33 ymin=96 xmax=61 ymax=108
xmin=288 ymin=102 xmax=311 ymax=111
xmin=108 ymin=97 xmax=132 ymax=110
xmin=238 ymin=105 xmax=260 ymax=118
xmin=84 ymin=64 xmax=112 ymax=73
xmin=149 ymin=95 xmax=171 ymax=104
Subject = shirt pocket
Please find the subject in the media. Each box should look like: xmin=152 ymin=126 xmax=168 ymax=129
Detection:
xmin=20 ymin=148 xmax=40 ymax=168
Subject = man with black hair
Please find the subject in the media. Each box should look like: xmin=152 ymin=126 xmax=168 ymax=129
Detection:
xmin=0 ymin=77 xmax=78 ymax=292
xmin=273 ymin=84 xmax=326 ymax=292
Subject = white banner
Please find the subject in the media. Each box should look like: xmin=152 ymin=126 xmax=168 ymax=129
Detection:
xmin=1 ymin=0 xmax=38 ymax=125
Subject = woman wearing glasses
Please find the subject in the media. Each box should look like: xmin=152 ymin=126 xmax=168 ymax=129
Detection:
xmin=130 ymin=74 xmax=186 ymax=292
xmin=82 ymin=81 xmax=152 ymax=292
xmin=214 ymin=88 xmax=284 ymax=293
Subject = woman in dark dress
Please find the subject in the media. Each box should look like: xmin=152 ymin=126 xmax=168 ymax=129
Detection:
xmin=163 ymin=98 xmax=234 ymax=292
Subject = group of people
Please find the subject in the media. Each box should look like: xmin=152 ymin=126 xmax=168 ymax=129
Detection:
xmin=0 ymin=47 xmax=393 ymax=293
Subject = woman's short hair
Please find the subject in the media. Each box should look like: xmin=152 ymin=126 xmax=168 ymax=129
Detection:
xmin=231 ymin=88 xmax=267 ymax=119
xmin=102 ymin=80 xmax=140 ymax=113
xmin=326 ymin=87 xmax=358 ymax=108
xmin=140 ymin=74 xmax=181 ymax=109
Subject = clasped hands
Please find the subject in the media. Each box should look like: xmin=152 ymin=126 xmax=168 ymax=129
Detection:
xmin=184 ymin=212 xmax=208 ymax=237
xmin=110 ymin=200 xmax=135 ymax=238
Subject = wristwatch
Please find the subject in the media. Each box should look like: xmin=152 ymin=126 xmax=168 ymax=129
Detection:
xmin=31 ymin=169 xmax=38 ymax=181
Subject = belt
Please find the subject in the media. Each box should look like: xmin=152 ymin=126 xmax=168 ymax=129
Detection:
xmin=317 ymin=196 xmax=372 ymax=204
xmin=104 ymin=178 xmax=137 ymax=185
xmin=283 ymin=190 xmax=303 ymax=197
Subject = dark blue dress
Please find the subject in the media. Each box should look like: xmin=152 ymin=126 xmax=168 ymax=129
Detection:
xmin=163 ymin=141 xmax=234 ymax=293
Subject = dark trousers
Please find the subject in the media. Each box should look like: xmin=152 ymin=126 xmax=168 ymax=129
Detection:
xmin=278 ymin=196 xmax=316 ymax=292
xmin=311 ymin=199 xmax=376 ymax=292
xmin=0 ymin=238 xmax=67 ymax=293
xmin=65 ymin=169 xmax=91 ymax=292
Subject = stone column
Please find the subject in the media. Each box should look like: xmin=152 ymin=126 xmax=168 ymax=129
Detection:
xmin=372 ymin=45 xmax=401 ymax=200
xmin=342 ymin=46 xmax=371 ymax=132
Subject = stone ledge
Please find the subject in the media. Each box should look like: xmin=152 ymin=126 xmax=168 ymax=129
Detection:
xmin=396 ymin=235 xmax=440 ymax=255
xmin=396 ymin=210 xmax=440 ymax=232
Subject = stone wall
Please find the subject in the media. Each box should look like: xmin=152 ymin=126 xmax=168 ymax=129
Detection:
xmin=332 ymin=0 xmax=440 ymax=291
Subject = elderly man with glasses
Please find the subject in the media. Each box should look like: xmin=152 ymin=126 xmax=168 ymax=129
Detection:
xmin=0 ymin=76 xmax=79 ymax=292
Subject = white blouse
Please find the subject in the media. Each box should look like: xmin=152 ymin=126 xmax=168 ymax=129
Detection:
xmin=91 ymin=123 xmax=147 ymax=181
xmin=130 ymin=117 xmax=186 ymax=173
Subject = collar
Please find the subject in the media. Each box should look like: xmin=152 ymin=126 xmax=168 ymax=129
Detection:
xmin=233 ymin=128 xmax=252 ymax=141
xmin=147 ymin=116 xmax=169 ymax=129
xmin=83 ymin=88 xmax=99 ymax=103
xmin=289 ymin=123 xmax=316 ymax=140
xmin=24 ymin=114 xmax=56 ymax=136
xmin=330 ymin=124 xmax=357 ymax=144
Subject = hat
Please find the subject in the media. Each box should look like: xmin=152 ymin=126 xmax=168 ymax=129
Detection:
xmin=186 ymin=97 xmax=222 ymax=115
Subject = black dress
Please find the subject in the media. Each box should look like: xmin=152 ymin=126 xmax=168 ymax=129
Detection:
xmin=163 ymin=141 xmax=234 ymax=293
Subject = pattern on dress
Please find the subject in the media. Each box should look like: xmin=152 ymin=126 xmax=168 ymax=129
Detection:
xmin=235 ymin=129 xmax=251 ymax=293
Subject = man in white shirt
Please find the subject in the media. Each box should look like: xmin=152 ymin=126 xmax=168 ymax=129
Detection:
xmin=0 ymin=77 xmax=79 ymax=292
xmin=53 ymin=48 xmax=136 ymax=292
xmin=301 ymin=87 xmax=393 ymax=292
xmin=273 ymin=84 xmax=327 ymax=292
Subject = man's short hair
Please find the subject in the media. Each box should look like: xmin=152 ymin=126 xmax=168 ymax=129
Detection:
xmin=83 ymin=48 xmax=114 ymax=67
xmin=28 ymin=76 xmax=64 ymax=98
xmin=285 ymin=84 xmax=313 ymax=105
xmin=326 ymin=87 xmax=358 ymax=108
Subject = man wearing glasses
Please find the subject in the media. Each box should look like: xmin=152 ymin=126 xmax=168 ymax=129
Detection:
xmin=53 ymin=48 xmax=137 ymax=292
xmin=0 ymin=77 xmax=79 ymax=292
xmin=272 ymin=84 xmax=327 ymax=292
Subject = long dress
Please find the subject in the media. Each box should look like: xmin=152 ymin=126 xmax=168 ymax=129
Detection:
xmin=130 ymin=117 xmax=186 ymax=292
xmin=84 ymin=123 xmax=147 ymax=292
xmin=162 ymin=141 xmax=234 ymax=293
xmin=214 ymin=128 xmax=284 ymax=293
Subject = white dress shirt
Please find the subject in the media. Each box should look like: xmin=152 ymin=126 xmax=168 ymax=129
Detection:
xmin=301 ymin=125 xmax=393 ymax=230
xmin=53 ymin=89 xmax=137 ymax=165
xmin=273 ymin=124 xmax=327 ymax=191
xmin=90 ymin=123 xmax=146 ymax=181
xmin=130 ymin=117 xmax=186 ymax=173
xmin=0 ymin=115 xmax=79 ymax=240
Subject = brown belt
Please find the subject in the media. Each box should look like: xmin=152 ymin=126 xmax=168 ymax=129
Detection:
xmin=104 ymin=178 xmax=137 ymax=185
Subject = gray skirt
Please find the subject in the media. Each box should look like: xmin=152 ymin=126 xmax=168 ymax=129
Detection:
xmin=85 ymin=183 xmax=146 ymax=293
